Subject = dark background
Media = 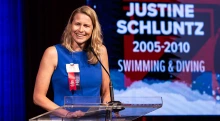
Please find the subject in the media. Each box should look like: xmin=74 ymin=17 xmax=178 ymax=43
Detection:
xmin=24 ymin=0 xmax=220 ymax=121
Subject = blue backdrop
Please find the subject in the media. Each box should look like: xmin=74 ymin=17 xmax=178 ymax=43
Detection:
xmin=0 ymin=0 xmax=25 ymax=120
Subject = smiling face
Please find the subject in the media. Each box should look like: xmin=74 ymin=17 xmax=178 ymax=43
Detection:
xmin=71 ymin=13 xmax=93 ymax=49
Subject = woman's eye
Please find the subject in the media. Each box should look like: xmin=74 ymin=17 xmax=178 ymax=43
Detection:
xmin=84 ymin=25 xmax=89 ymax=28
xmin=75 ymin=23 xmax=80 ymax=26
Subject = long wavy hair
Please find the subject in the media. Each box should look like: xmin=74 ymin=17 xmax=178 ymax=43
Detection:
xmin=61 ymin=5 xmax=103 ymax=64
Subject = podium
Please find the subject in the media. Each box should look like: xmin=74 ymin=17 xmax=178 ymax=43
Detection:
xmin=29 ymin=96 xmax=163 ymax=121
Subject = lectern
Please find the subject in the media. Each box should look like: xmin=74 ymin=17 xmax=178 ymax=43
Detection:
xmin=29 ymin=96 xmax=163 ymax=121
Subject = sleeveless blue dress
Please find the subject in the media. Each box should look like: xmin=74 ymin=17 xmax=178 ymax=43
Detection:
xmin=51 ymin=44 xmax=102 ymax=106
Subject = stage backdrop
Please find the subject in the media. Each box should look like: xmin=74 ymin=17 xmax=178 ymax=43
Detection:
xmin=87 ymin=0 xmax=220 ymax=115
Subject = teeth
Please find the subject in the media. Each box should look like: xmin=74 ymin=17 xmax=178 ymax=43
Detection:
xmin=76 ymin=34 xmax=84 ymax=37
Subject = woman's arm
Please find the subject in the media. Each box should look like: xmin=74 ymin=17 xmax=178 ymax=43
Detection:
xmin=33 ymin=46 xmax=61 ymax=111
xmin=99 ymin=45 xmax=111 ymax=103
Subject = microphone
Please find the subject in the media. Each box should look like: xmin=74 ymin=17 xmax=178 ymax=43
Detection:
xmin=89 ymin=46 xmax=124 ymax=112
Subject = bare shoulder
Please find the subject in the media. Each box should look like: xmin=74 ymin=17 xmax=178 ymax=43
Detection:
xmin=41 ymin=46 xmax=57 ymax=67
xmin=44 ymin=46 xmax=57 ymax=56
xmin=99 ymin=45 xmax=108 ymax=62
xmin=41 ymin=46 xmax=58 ymax=60
xmin=99 ymin=45 xmax=108 ymax=54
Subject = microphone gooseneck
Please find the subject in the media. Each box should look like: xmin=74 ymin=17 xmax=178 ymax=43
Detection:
xmin=89 ymin=46 xmax=124 ymax=113
xmin=89 ymin=47 xmax=114 ymax=102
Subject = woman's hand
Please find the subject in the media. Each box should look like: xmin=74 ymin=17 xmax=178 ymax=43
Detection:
xmin=65 ymin=110 xmax=85 ymax=118
xmin=51 ymin=108 xmax=85 ymax=118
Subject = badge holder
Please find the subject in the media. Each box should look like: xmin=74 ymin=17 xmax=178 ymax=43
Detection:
xmin=66 ymin=63 xmax=80 ymax=94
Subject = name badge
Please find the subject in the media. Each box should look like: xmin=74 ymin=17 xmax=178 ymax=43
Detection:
xmin=66 ymin=63 xmax=80 ymax=91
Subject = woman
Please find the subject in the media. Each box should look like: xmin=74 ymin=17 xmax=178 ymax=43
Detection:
xmin=33 ymin=5 xmax=111 ymax=118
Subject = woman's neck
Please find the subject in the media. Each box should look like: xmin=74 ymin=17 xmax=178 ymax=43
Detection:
xmin=71 ymin=43 xmax=84 ymax=52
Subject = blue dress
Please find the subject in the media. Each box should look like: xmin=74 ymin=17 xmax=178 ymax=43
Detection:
xmin=51 ymin=44 xmax=102 ymax=106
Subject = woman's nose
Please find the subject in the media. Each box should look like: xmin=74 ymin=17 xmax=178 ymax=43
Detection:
xmin=78 ymin=26 xmax=84 ymax=32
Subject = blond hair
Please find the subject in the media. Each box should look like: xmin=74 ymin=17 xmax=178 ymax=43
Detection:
xmin=61 ymin=5 xmax=103 ymax=64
